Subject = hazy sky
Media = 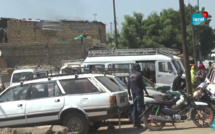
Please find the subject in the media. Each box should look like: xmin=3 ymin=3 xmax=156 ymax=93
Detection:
xmin=0 ymin=0 xmax=214 ymax=32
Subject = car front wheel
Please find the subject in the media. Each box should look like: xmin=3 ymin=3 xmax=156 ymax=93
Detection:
xmin=62 ymin=112 xmax=89 ymax=134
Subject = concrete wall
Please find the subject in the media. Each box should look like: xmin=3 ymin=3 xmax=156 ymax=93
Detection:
xmin=0 ymin=40 xmax=93 ymax=68
xmin=6 ymin=19 xmax=106 ymax=44
xmin=0 ymin=18 xmax=107 ymax=69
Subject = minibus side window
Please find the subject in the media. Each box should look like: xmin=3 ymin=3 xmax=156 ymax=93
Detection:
xmin=167 ymin=62 xmax=173 ymax=72
xmin=158 ymin=62 xmax=167 ymax=72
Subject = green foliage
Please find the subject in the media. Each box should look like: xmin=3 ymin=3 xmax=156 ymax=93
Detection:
xmin=106 ymin=32 xmax=127 ymax=49
xmin=121 ymin=12 xmax=145 ymax=48
xmin=119 ymin=4 xmax=215 ymax=59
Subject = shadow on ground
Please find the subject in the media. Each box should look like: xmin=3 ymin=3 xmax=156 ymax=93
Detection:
xmin=91 ymin=127 xmax=147 ymax=134
xmin=91 ymin=120 xmax=200 ymax=134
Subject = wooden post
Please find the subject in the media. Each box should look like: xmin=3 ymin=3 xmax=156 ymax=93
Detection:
xmin=189 ymin=5 xmax=197 ymax=65
xmin=113 ymin=0 xmax=118 ymax=49
xmin=179 ymin=0 xmax=192 ymax=95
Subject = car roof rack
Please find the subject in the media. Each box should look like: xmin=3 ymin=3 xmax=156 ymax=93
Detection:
xmin=88 ymin=48 xmax=180 ymax=58
xmin=19 ymin=67 xmax=132 ymax=83
xmin=19 ymin=73 xmax=74 ymax=83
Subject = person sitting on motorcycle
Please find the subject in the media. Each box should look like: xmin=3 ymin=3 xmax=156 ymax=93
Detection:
xmin=172 ymin=70 xmax=186 ymax=92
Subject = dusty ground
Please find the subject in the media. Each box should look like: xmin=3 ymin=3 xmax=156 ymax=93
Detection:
xmin=94 ymin=119 xmax=215 ymax=134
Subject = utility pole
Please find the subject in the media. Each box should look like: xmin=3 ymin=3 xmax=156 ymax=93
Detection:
xmin=179 ymin=0 xmax=192 ymax=95
xmin=197 ymin=0 xmax=202 ymax=62
xmin=110 ymin=22 xmax=113 ymax=34
xmin=189 ymin=5 xmax=197 ymax=65
xmin=113 ymin=0 xmax=118 ymax=49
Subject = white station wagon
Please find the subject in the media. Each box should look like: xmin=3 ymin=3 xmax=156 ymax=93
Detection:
xmin=0 ymin=74 xmax=129 ymax=134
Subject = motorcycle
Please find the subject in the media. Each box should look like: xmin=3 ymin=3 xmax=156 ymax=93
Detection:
xmin=193 ymin=82 xmax=215 ymax=114
xmin=161 ymin=90 xmax=183 ymax=101
xmin=141 ymin=90 xmax=214 ymax=131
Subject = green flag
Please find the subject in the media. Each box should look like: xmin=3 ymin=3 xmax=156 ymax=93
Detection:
xmin=74 ymin=34 xmax=86 ymax=40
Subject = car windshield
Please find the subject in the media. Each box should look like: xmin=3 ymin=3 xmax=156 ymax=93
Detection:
xmin=176 ymin=60 xmax=184 ymax=71
xmin=172 ymin=59 xmax=181 ymax=72
xmin=0 ymin=84 xmax=29 ymax=102
xmin=95 ymin=76 xmax=124 ymax=92
xmin=36 ymin=72 xmax=48 ymax=77
xmin=12 ymin=72 xmax=34 ymax=83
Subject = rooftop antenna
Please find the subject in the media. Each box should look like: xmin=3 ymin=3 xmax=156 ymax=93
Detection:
xmin=93 ymin=13 xmax=97 ymax=21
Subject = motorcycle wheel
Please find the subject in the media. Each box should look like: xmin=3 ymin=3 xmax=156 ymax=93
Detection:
xmin=192 ymin=106 xmax=214 ymax=127
xmin=144 ymin=109 xmax=166 ymax=131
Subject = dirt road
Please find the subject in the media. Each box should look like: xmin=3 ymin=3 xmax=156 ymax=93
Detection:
xmin=94 ymin=120 xmax=215 ymax=134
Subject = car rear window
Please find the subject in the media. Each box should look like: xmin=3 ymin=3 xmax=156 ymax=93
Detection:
xmin=95 ymin=76 xmax=124 ymax=92
xmin=115 ymin=76 xmax=127 ymax=89
xmin=59 ymin=78 xmax=99 ymax=94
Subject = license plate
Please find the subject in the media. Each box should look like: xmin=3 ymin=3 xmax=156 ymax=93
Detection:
xmin=120 ymin=97 xmax=125 ymax=103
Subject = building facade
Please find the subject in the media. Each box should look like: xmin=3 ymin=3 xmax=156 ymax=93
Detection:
xmin=0 ymin=18 xmax=106 ymax=68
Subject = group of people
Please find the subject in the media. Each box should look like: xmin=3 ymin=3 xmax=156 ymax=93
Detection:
xmin=172 ymin=61 xmax=212 ymax=93
xmin=191 ymin=62 xmax=212 ymax=88
xmin=127 ymin=61 xmax=213 ymax=129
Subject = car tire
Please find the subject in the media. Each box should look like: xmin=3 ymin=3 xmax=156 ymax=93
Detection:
xmin=62 ymin=112 xmax=89 ymax=134
xmin=89 ymin=121 xmax=102 ymax=132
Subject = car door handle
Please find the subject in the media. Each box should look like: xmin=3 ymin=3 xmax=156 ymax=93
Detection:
xmin=158 ymin=75 xmax=161 ymax=77
xmin=17 ymin=104 xmax=23 ymax=107
xmin=55 ymin=99 xmax=60 ymax=102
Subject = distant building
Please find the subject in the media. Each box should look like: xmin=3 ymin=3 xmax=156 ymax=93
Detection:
xmin=0 ymin=18 xmax=106 ymax=46
xmin=0 ymin=18 xmax=107 ymax=68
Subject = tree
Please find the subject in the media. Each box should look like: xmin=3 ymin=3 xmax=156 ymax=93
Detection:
xmin=121 ymin=12 xmax=145 ymax=48
xmin=106 ymin=32 xmax=127 ymax=49
xmin=142 ymin=12 xmax=164 ymax=48
xmin=119 ymin=5 xmax=215 ymax=59
xmin=106 ymin=32 xmax=114 ymax=48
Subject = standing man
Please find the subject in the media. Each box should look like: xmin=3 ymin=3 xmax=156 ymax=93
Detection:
xmin=128 ymin=63 xmax=148 ymax=128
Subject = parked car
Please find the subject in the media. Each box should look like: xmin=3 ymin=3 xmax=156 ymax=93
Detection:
xmin=205 ymin=65 xmax=215 ymax=94
xmin=10 ymin=69 xmax=49 ymax=86
xmin=116 ymin=75 xmax=163 ymax=101
xmin=59 ymin=61 xmax=83 ymax=74
xmin=0 ymin=74 xmax=129 ymax=134
xmin=0 ymin=76 xmax=5 ymax=92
